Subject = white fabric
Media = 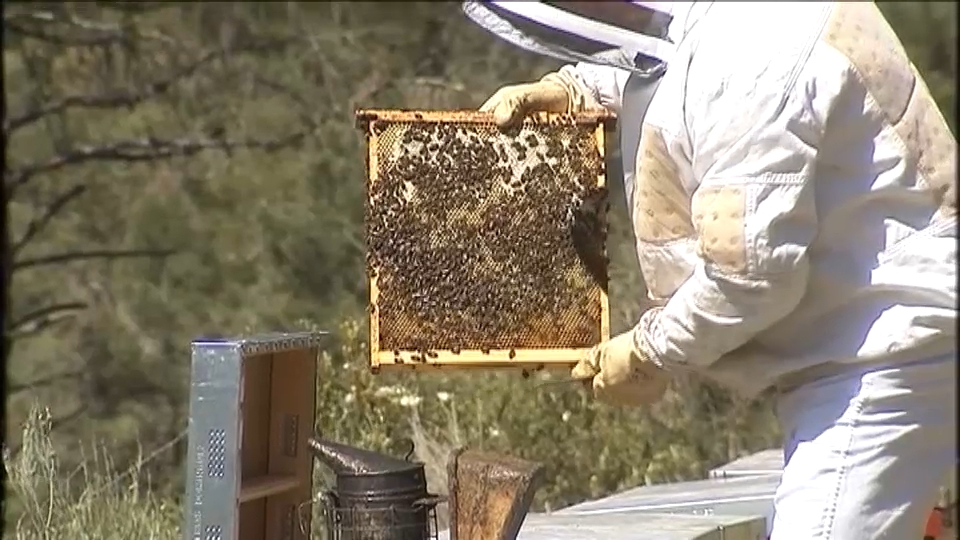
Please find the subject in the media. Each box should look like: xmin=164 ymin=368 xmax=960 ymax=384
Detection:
xmin=475 ymin=0 xmax=959 ymax=536
xmin=772 ymin=353 xmax=957 ymax=539
xmin=461 ymin=1 xmax=682 ymax=76
xmin=563 ymin=1 xmax=958 ymax=397
xmin=465 ymin=1 xmax=697 ymax=113
xmin=563 ymin=1 xmax=695 ymax=113
xmin=486 ymin=1 xmax=669 ymax=56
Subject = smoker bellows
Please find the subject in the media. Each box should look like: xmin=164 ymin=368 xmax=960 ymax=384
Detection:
xmin=356 ymin=110 xmax=614 ymax=371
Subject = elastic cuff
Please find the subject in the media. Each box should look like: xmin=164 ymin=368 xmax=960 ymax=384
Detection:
xmin=541 ymin=68 xmax=598 ymax=113
xmin=632 ymin=307 xmax=666 ymax=369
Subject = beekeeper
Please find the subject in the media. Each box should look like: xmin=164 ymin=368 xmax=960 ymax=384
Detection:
xmin=463 ymin=2 xmax=957 ymax=539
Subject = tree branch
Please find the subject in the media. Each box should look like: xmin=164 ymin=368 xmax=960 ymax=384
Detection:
xmin=6 ymin=132 xmax=306 ymax=191
xmin=6 ymin=315 xmax=78 ymax=341
xmin=13 ymin=248 xmax=176 ymax=272
xmin=12 ymin=184 xmax=87 ymax=256
xmin=5 ymin=404 xmax=90 ymax=460
xmin=95 ymin=2 xmax=172 ymax=16
xmin=5 ymin=30 xmax=299 ymax=137
xmin=4 ymin=49 xmax=223 ymax=135
xmin=4 ymin=10 xmax=118 ymax=33
xmin=8 ymin=302 xmax=87 ymax=329
xmin=3 ymin=9 xmax=176 ymax=48
xmin=51 ymin=403 xmax=88 ymax=432
xmin=7 ymin=371 xmax=84 ymax=395
xmin=4 ymin=302 xmax=87 ymax=341
xmin=250 ymin=74 xmax=327 ymax=133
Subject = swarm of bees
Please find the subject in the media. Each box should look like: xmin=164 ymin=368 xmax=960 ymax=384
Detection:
xmin=365 ymin=116 xmax=608 ymax=353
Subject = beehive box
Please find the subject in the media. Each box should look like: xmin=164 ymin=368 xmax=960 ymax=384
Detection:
xmin=356 ymin=110 xmax=614 ymax=371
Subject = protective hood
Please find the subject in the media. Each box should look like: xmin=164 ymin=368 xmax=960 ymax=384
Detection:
xmin=462 ymin=1 xmax=695 ymax=76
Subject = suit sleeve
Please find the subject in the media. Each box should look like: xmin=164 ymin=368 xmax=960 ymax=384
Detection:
xmin=635 ymin=42 xmax=845 ymax=369
xmin=556 ymin=63 xmax=630 ymax=114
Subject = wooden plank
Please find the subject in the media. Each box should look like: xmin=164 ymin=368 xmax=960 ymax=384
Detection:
xmin=368 ymin=126 xmax=382 ymax=371
xmin=374 ymin=348 xmax=591 ymax=369
xmin=239 ymin=475 xmax=301 ymax=503
xmin=238 ymin=353 xmax=272 ymax=540
xmin=369 ymin=275 xmax=381 ymax=371
xmin=264 ymin=348 xmax=317 ymax=540
xmin=356 ymin=109 xmax=615 ymax=127
xmin=240 ymin=354 xmax=272 ymax=475
xmin=593 ymin=121 xmax=612 ymax=344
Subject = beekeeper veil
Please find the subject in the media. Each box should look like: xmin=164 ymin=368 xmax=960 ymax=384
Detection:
xmin=462 ymin=1 xmax=693 ymax=225
xmin=461 ymin=1 xmax=680 ymax=77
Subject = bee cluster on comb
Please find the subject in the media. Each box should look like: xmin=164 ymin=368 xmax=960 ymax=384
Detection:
xmin=357 ymin=110 xmax=613 ymax=370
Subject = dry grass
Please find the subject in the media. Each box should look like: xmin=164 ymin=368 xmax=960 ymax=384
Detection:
xmin=3 ymin=406 xmax=180 ymax=540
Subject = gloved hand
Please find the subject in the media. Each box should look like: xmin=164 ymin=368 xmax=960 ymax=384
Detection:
xmin=479 ymin=69 xmax=598 ymax=128
xmin=571 ymin=328 xmax=670 ymax=407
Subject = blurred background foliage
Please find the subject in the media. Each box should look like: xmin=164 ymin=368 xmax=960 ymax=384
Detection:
xmin=3 ymin=2 xmax=955 ymax=537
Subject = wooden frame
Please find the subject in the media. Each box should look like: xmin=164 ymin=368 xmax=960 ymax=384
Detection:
xmin=355 ymin=109 xmax=615 ymax=126
xmin=357 ymin=109 xmax=615 ymax=372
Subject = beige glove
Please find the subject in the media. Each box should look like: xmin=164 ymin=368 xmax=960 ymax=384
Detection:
xmin=571 ymin=329 xmax=670 ymax=407
xmin=479 ymin=69 xmax=599 ymax=128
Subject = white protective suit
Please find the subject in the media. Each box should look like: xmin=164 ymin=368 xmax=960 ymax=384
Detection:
xmin=468 ymin=2 xmax=958 ymax=538
xmin=563 ymin=1 xmax=958 ymax=398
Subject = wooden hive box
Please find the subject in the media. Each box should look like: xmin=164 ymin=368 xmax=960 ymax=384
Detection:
xmin=183 ymin=333 xmax=324 ymax=540
xmin=356 ymin=110 xmax=614 ymax=371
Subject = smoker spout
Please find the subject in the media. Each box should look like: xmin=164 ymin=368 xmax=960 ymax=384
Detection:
xmin=308 ymin=435 xmax=420 ymax=476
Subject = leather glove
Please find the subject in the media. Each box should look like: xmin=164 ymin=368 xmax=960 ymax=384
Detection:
xmin=571 ymin=327 xmax=670 ymax=407
xmin=479 ymin=69 xmax=599 ymax=128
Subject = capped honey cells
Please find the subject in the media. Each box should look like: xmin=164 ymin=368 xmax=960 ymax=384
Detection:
xmin=361 ymin=112 xmax=610 ymax=353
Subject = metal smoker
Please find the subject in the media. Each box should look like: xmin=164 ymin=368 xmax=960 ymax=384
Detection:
xmin=309 ymin=436 xmax=445 ymax=540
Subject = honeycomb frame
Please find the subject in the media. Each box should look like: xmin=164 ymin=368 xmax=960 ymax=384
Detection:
xmin=356 ymin=109 xmax=614 ymax=371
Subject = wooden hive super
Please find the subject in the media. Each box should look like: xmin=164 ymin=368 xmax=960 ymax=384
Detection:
xmin=356 ymin=109 xmax=614 ymax=371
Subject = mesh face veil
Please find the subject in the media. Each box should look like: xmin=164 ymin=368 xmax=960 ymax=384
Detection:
xmin=461 ymin=1 xmax=680 ymax=75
